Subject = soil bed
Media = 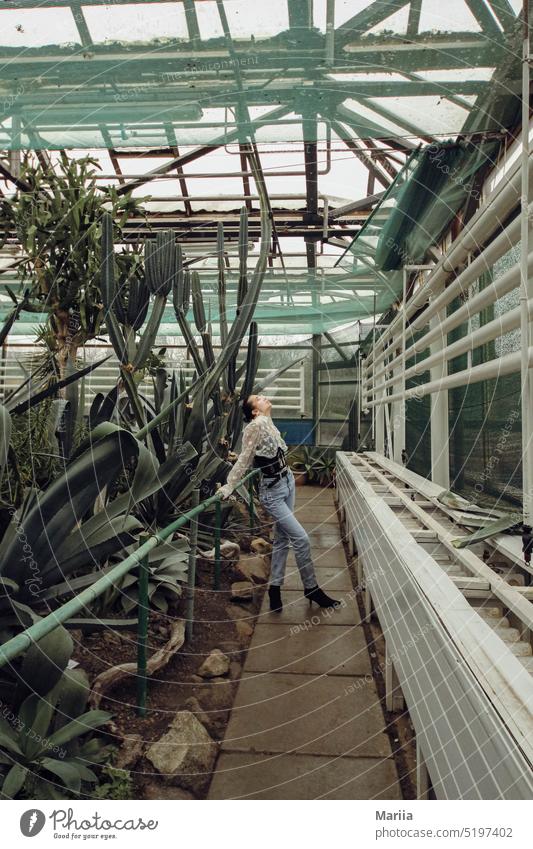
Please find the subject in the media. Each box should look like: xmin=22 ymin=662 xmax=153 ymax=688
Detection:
xmin=71 ymin=523 xmax=267 ymax=799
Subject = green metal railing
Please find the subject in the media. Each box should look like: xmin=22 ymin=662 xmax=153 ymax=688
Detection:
xmin=0 ymin=468 xmax=259 ymax=715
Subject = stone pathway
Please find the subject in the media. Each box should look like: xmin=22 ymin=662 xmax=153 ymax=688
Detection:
xmin=208 ymin=485 xmax=401 ymax=800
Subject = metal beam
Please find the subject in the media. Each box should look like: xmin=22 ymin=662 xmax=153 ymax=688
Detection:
xmin=335 ymin=0 xmax=411 ymax=44
xmin=112 ymin=103 xmax=292 ymax=195
xmin=407 ymin=0 xmax=422 ymax=36
xmin=329 ymin=118 xmax=394 ymax=187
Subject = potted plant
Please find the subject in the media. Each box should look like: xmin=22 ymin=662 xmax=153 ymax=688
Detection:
xmin=286 ymin=446 xmax=308 ymax=486
xmin=310 ymin=448 xmax=337 ymax=488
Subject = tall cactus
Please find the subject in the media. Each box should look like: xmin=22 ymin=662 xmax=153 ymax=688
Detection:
xmin=165 ymin=149 xmax=271 ymax=456
xmin=241 ymin=321 xmax=259 ymax=400
xmin=237 ymin=206 xmax=248 ymax=306
xmin=100 ymin=215 xmax=180 ymax=426
xmin=217 ymin=222 xmax=228 ymax=347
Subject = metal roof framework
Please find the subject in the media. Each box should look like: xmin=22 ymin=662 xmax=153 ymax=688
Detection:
xmin=0 ymin=0 xmax=525 ymax=335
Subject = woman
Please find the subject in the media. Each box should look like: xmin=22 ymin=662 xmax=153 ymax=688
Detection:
xmin=218 ymin=394 xmax=340 ymax=612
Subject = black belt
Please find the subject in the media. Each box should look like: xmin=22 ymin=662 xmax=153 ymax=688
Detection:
xmin=254 ymin=447 xmax=288 ymax=480
xmin=263 ymin=468 xmax=289 ymax=488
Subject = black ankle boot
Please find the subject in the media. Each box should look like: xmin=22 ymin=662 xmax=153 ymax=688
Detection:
xmin=268 ymin=585 xmax=283 ymax=612
xmin=304 ymin=585 xmax=340 ymax=608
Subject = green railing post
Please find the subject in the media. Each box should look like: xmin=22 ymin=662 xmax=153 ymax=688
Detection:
xmin=248 ymin=477 xmax=255 ymax=530
xmin=214 ymin=497 xmax=222 ymax=591
xmin=185 ymin=488 xmax=200 ymax=641
xmin=136 ymin=534 xmax=150 ymax=717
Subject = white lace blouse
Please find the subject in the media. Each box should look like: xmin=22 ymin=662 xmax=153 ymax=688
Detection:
xmin=220 ymin=414 xmax=288 ymax=495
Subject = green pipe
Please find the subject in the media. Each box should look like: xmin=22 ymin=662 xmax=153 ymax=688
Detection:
xmin=136 ymin=536 xmax=150 ymax=717
xmin=185 ymin=489 xmax=200 ymax=642
xmin=214 ymin=498 xmax=222 ymax=591
xmin=0 ymin=470 xmax=259 ymax=668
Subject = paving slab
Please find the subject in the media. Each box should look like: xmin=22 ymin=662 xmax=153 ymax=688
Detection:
xmin=299 ymin=547 xmax=348 ymax=568
xmin=295 ymin=486 xmax=335 ymax=500
xmin=245 ymin=623 xmax=371 ymax=676
xmin=222 ymin=672 xmax=391 ymax=759
xmin=293 ymin=507 xmax=340 ymax=525
xmin=258 ymin=590 xmax=360 ymax=626
xmin=307 ymin=529 xmax=350 ymax=547
xmin=208 ymin=493 xmax=401 ymax=800
xmin=295 ymin=501 xmax=337 ymax=512
xmin=208 ymin=752 xmax=401 ymax=800
xmin=283 ymin=565 xmax=353 ymax=591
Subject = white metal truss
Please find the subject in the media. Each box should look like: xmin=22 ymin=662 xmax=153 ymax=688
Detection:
xmin=336 ymin=450 xmax=533 ymax=800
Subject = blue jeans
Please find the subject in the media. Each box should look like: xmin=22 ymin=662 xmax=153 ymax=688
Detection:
xmin=258 ymin=469 xmax=317 ymax=590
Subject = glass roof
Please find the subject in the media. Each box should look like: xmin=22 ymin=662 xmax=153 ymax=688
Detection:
xmin=0 ymin=0 xmax=523 ymax=149
xmin=0 ymin=0 xmax=526 ymax=338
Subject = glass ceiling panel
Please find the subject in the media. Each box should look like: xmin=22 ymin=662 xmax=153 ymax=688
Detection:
xmin=0 ymin=0 xmax=522 ymax=149
xmin=83 ymin=2 xmax=189 ymax=43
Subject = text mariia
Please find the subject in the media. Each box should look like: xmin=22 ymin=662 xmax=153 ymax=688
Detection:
xmin=376 ymin=811 xmax=413 ymax=821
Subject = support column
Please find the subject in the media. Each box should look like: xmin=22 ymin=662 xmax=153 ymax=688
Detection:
xmin=393 ymin=269 xmax=408 ymax=462
xmin=392 ymin=345 xmax=405 ymax=463
xmin=375 ymin=364 xmax=385 ymax=455
xmin=430 ymin=299 xmax=450 ymax=488
xmin=520 ymin=4 xmax=533 ymax=522
xmin=416 ymin=739 xmax=431 ymax=800
xmin=312 ymin=333 xmax=321 ymax=445
xmin=385 ymin=643 xmax=405 ymax=712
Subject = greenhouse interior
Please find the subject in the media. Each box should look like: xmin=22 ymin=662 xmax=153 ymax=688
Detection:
xmin=0 ymin=0 xmax=532 ymax=813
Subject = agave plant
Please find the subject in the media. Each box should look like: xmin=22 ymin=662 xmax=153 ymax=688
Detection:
xmin=118 ymin=537 xmax=189 ymax=614
xmin=0 ymin=403 xmax=197 ymax=622
xmin=0 ymin=627 xmax=112 ymax=799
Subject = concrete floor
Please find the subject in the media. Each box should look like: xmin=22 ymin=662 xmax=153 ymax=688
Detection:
xmin=208 ymin=486 xmax=401 ymax=800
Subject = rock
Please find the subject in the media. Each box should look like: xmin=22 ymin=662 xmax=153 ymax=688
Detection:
xmin=196 ymin=678 xmax=234 ymax=711
xmin=234 ymin=554 xmax=270 ymax=584
xmin=114 ymin=734 xmax=144 ymax=770
xmin=197 ymin=649 xmax=230 ymax=679
xmin=189 ymin=674 xmax=204 ymax=684
xmin=251 ymin=537 xmax=272 ymax=555
xmin=201 ymin=540 xmax=240 ymax=562
xmin=145 ymin=711 xmax=217 ymax=795
xmin=182 ymin=696 xmax=218 ymax=737
xmin=230 ymin=581 xmax=254 ymax=601
xmin=235 ymin=619 xmax=254 ymax=643
xmin=143 ymin=781 xmax=196 ymax=800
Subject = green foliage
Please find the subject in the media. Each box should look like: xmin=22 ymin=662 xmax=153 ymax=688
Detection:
xmin=0 ymin=154 xmax=143 ymax=354
xmin=119 ymin=538 xmax=188 ymax=614
xmin=287 ymin=446 xmax=336 ymax=486
xmin=92 ymin=765 xmax=133 ymax=800
xmin=0 ymin=628 xmax=113 ymax=800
